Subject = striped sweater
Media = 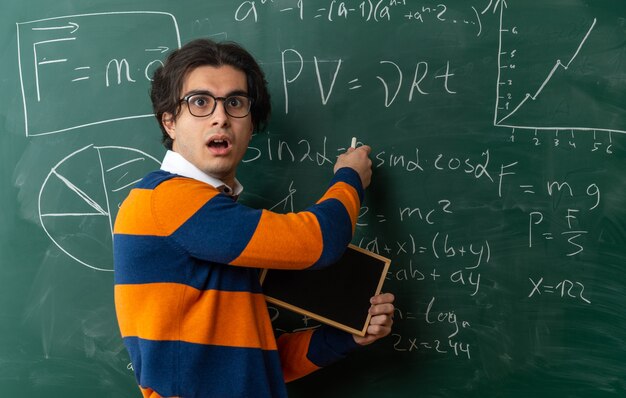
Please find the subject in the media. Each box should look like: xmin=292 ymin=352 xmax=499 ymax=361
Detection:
xmin=113 ymin=167 xmax=364 ymax=398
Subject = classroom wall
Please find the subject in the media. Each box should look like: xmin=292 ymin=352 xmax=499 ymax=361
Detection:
xmin=1 ymin=1 xmax=625 ymax=397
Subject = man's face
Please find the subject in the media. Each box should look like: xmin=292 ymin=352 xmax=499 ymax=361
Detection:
xmin=162 ymin=65 xmax=253 ymax=187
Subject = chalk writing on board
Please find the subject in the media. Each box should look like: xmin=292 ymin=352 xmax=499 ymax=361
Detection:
xmin=16 ymin=11 xmax=181 ymax=137
xmin=509 ymin=128 xmax=616 ymax=154
xmin=249 ymin=132 xmax=603 ymax=265
xmin=497 ymin=160 xmax=600 ymax=257
xmin=496 ymin=18 xmax=597 ymax=126
xmin=529 ymin=211 xmax=589 ymax=257
xmin=392 ymin=335 xmax=472 ymax=358
xmin=393 ymin=297 xmax=472 ymax=358
xmin=280 ymin=48 xmax=457 ymax=113
xmin=494 ymin=3 xmax=626 ymax=135
xmin=270 ymin=181 xmax=297 ymax=212
xmin=369 ymin=233 xmax=486 ymax=297
xmin=38 ymin=144 xmax=160 ymax=271
xmin=528 ymin=277 xmax=591 ymax=304
xmin=234 ymin=0 xmax=483 ymax=36
xmin=358 ymin=205 xmax=596 ymax=262
xmin=247 ymin=134 xmax=495 ymax=182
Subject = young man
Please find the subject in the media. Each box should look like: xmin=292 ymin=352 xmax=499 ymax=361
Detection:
xmin=114 ymin=38 xmax=394 ymax=398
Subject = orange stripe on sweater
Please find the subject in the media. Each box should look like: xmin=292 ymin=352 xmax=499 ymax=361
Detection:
xmin=115 ymin=283 xmax=277 ymax=350
xmin=152 ymin=177 xmax=220 ymax=235
xmin=114 ymin=178 xmax=220 ymax=236
xmin=277 ymin=330 xmax=320 ymax=382
xmin=114 ymin=189 xmax=163 ymax=236
xmin=139 ymin=386 xmax=179 ymax=398
xmin=230 ymin=210 xmax=323 ymax=269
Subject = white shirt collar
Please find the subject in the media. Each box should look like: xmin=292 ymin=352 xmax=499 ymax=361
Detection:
xmin=160 ymin=150 xmax=243 ymax=197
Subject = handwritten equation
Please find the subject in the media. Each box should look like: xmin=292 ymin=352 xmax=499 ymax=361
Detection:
xmin=278 ymin=48 xmax=458 ymax=113
xmin=235 ymin=0 xmax=483 ymax=35
xmin=392 ymin=297 xmax=472 ymax=359
xmin=16 ymin=11 xmax=181 ymax=136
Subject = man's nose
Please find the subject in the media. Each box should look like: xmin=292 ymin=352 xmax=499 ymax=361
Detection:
xmin=210 ymin=100 xmax=229 ymax=126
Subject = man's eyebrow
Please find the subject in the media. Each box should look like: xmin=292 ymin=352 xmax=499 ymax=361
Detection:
xmin=182 ymin=89 xmax=212 ymax=98
xmin=182 ymin=89 xmax=249 ymax=98
xmin=227 ymin=89 xmax=250 ymax=97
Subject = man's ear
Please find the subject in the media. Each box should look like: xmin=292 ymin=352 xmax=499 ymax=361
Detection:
xmin=162 ymin=112 xmax=176 ymax=140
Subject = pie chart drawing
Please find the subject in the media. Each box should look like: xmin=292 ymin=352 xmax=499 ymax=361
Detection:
xmin=38 ymin=144 xmax=160 ymax=271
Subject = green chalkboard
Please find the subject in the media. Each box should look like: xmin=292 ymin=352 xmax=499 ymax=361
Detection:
xmin=1 ymin=1 xmax=625 ymax=397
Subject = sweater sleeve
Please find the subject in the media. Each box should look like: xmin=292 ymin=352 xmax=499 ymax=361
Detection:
xmin=151 ymin=167 xmax=364 ymax=270
xmin=276 ymin=326 xmax=360 ymax=383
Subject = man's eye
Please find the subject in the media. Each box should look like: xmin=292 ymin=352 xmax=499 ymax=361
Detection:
xmin=227 ymin=97 xmax=243 ymax=108
xmin=192 ymin=96 xmax=211 ymax=107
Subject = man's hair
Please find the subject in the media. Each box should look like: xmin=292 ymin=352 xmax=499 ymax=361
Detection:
xmin=150 ymin=38 xmax=271 ymax=149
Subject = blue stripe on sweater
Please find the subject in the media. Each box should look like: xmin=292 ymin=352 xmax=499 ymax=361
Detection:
xmin=124 ymin=337 xmax=287 ymax=398
xmin=307 ymin=198 xmax=352 ymax=270
xmin=307 ymin=326 xmax=360 ymax=367
xmin=171 ymin=194 xmax=262 ymax=265
xmin=135 ymin=170 xmax=178 ymax=189
xmin=331 ymin=167 xmax=364 ymax=202
xmin=114 ymin=234 xmax=262 ymax=293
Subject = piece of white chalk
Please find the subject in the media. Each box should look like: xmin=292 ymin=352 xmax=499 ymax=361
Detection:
xmin=351 ymin=137 xmax=357 ymax=148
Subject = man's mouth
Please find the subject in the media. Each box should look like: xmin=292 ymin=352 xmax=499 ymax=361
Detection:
xmin=206 ymin=137 xmax=232 ymax=155
xmin=208 ymin=139 xmax=229 ymax=149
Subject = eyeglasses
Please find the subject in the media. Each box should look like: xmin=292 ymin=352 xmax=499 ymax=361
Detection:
xmin=179 ymin=92 xmax=253 ymax=118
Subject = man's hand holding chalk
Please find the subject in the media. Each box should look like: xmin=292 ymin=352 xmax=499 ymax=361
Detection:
xmin=334 ymin=136 xmax=372 ymax=188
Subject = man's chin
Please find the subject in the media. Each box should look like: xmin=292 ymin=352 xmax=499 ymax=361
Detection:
xmin=203 ymin=166 xmax=233 ymax=182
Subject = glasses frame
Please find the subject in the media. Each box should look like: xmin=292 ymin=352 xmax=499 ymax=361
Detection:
xmin=179 ymin=91 xmax=253 ymax=118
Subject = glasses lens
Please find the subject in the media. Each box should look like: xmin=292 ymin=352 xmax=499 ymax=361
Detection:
xmin=187 ymin=94 xmax=216 ymax=117
xmin=224 ymin=96 xmax=251 ymax=118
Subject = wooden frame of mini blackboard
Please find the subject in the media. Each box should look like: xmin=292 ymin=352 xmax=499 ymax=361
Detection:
xmin=260 ymin=244 xmax=391 ymax=336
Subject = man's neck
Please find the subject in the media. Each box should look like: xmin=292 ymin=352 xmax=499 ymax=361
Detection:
xmin=160 ymin=150 xmax=243 ymax=197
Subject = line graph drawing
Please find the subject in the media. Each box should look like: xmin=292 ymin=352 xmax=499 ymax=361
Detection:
xmin=493 ymin=2 xmax=626 ymax=135
xmin=38 ymin=145 xmax=160 ymax=271
xmin=496 ymin=19 xmax=597 ymax=126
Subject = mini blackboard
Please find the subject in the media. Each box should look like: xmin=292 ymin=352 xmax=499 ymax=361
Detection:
xmin=260 ymin=244 xmax=391 ymax=336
